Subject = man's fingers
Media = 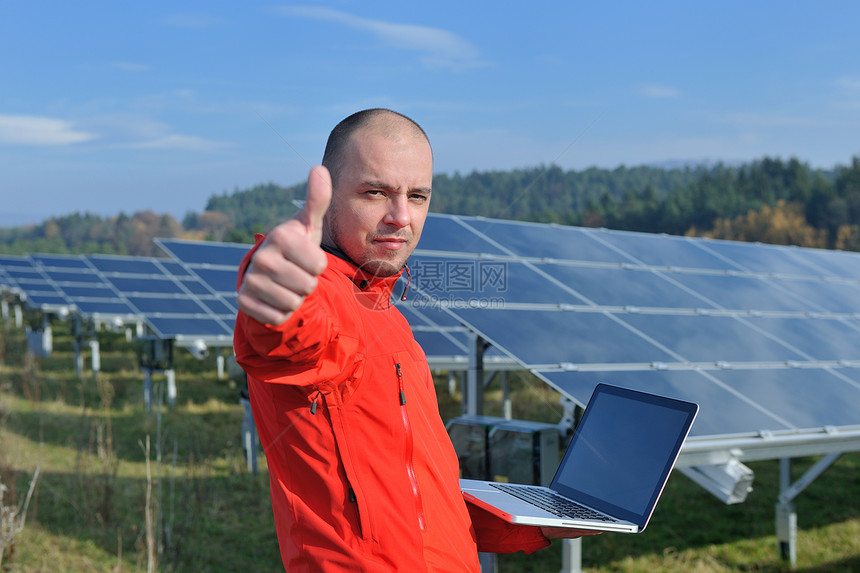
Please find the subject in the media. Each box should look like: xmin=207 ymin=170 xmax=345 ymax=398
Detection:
xmin=297 ymin=165 xmax=332 ymax=245
xmin=237 ymin=268 xmax=311 ymax=325
xmin=237 ymin=165 xmax=331 ymax=325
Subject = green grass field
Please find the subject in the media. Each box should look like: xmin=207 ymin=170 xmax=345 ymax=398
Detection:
xmin=1 ymin=319 xmax=858 ymax=572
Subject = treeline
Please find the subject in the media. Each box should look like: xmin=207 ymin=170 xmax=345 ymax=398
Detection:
xmin=2 ymin=156 xmax=859 ymax=256
xmin=0 ymin=211 xmax=184 ymax=257
xmin=430 ymin=156 xmax=860 ymax=250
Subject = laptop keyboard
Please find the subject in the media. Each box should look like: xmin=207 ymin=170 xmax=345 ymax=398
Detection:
xmin=490 ymin=483 xmax=619 ymax=522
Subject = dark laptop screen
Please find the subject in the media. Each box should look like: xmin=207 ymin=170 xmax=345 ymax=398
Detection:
xmin=551 ymin=384 xmax=697 ymax=527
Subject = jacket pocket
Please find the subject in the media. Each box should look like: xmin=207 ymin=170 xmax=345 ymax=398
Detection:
xmin=325 ymin=395 xmax=375 ymax=542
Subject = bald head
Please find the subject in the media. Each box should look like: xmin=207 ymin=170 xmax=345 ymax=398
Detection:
xmin=322 ymin=109 xmax=431 ymax=189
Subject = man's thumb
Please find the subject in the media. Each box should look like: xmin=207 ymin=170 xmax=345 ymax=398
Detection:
xmin=300 ymin=165 xmax=332 ymax=242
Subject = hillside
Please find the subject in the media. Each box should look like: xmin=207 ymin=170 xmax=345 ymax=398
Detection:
xmin=2 ymin=156 xmax=859 ymax=256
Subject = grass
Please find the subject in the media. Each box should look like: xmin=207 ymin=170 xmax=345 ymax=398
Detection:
xmin=1 ymin=319 xmax=859 ymax=572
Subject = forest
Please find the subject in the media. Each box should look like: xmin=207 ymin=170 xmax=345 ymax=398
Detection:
xmin=2 ymin=155 xmax=860 ymax=256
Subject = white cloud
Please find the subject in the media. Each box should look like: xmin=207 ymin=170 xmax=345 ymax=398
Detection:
xmin=129 ymin=133 xmax=232 ymax=151
xmin=638 ymin=83 xmax=681 ymax=99
xmin=0 ymin=114 xmax=96 ymax=146
xmin=275 ymin=6 xmax=485 ymax=71
xmin=80 ymin=113 xmax=232 ymax=151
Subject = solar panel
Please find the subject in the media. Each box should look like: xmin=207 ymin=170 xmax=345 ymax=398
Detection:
xmin=5 ymin=214 xmax=860 ymax=444
xmin=154 ymin=238 xmax=244 ymax=314
xmin=86 ymin=253 xmax=235 ymax=343
xmin=26 ymin=253 xmax=138 ymax=321
xmin=0 ymin=254 xmax=72 ymax=312
xmin=408 ymin=213 xmax=860 ymax=444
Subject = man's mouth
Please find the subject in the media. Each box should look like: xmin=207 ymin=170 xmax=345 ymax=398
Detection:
xmin=373 ymin=236 xmax=409 ymax=250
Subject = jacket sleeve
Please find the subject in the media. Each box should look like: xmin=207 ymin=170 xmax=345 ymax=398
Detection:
xmin=467 ymin=502 xmax=551 ymax=554
xmin=232 ymin=235 xmax=344 ymax=385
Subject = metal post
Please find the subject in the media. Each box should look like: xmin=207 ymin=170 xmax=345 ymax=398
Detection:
xmin=561 ymin=538 xmax=584 ymax=573
xmin=144 ymin=369 xmax=153 ymax=411
xmin=166 ymin=369 xmax=177 ymax=408
xmin=217 ymin=353 xmax=225 ymax=379
xmin=501 ymin=371 xmax=511 ymax=420
xmin=241 ymin=397 xmax=259 ymax=474
xmin=74 ymin=337 xmax=83 ymax=378
xmin=775 ymin=452 xmax=841 ymax=567
xmin=88 ymin=339 xmax=101 ymax=376
xmin=478 ymin=551 xmax=497 ymax=572
xmin=776 ymin=458 xmax=796 ymax=567
xmin=466 ymin=333 xmax=485 ymax=416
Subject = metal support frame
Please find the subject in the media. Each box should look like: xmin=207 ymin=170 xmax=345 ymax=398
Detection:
xmin=776 ymin=453 xmax=842 ymax=567
xmin=144 ymin=368 xmax=153 ymax=411
xmin=216 ymin=352 xmax=225 ymax=379
xmin=241 ymin=397 xmax=259 ymax=474
xmin=89 ymin=338 xmax=101 ymax=377
xmin=165 ymin=368 xmax=176 ymax=408
xmin=466 ymin=332 xmax=485 ymax=416
xmin=561 ymin=538 xmax=583 ymax=573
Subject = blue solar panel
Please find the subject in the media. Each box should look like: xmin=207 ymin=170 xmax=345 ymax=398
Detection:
xmin=584 ymin=228 xmax=732 ymax=270
xmin=5 ymin=213 xmax=860 ymax=442
xmin=465 ymin=218 xmax=630 ymax=263
xmin=0 ymin=255 xmax=71 ymax=311
xmin=534 ymin=264 xmax=712 ymax=309
xmin=74 ymin=300 xmax=138 ymax=315
xmin=126 ymin=296 xmax=208 ymax=315
xmin=104 ymin=276 xmax=186 ymax=294
xmin=409 ymin=255 xmax=580 ymax=305
xmin=697 ymin=240 xmax=842 ymax=277
xmin=411 ymin=215 xmax=507 ymax=255
xmin=667 ymin=273 xmax=817 ymax=312
xmin=411 ymin=213 xmax=860 ymax=441
xmin=147 ymin=316 xmax=232 ymax=338
xmin=540 ymin=370 xmax=790 ymax=437
xmin=30 ymin=254 xmax=90 ymax=269
xmin=190 ymin=268 xmax=238 ymax=294
xmin=83 ymin=253 xmax=236 ymax=342
xmin=156 ymin=238 xmax=250 ymax=266
xmin=88 ymin=256 xmax=164 ymax=275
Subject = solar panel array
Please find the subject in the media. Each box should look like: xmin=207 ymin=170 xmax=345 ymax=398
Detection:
xmin=1 ymin=250 xmax=237 ymax=346
xmin=399 ymin=214 xmax=860 ymax=440
xmin=4 ymin=213 xmax=860 ymax=443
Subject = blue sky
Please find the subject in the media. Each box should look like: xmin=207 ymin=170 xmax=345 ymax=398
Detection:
xmin=2 ymin=1 xmax=860 ymax=227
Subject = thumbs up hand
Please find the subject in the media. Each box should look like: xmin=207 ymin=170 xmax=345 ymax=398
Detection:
xmin=237 ymin=166 xmax=332 ymax=325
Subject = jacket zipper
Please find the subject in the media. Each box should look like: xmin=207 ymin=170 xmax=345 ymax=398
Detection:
xmin=396 ymin=362 xmax=426 ymax=531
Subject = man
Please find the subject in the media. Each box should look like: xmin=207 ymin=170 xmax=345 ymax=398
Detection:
xmin=234 ymin=109 xmax=590 ymax=571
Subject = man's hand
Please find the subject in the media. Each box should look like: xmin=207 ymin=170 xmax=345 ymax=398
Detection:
xmin=237 ymin=165 xmax=332 ymax=325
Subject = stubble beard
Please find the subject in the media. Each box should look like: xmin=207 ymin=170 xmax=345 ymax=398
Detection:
xmin=325 ymin=218 xmax=412 ymax=278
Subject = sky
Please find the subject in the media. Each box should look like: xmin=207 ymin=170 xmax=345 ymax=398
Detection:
xmin=2 ymin=1 xmax=860 ymax=228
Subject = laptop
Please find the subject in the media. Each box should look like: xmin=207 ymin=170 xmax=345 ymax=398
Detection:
xmin=460 ymin=383 xmax=698 ymax=533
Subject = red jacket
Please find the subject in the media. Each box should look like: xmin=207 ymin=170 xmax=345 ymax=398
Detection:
xmin=234 ymin=240 xmax=549 ymax=571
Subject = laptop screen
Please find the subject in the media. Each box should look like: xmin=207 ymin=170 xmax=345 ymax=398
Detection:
xmin=551 ymin=384 xmax=697 ymax=527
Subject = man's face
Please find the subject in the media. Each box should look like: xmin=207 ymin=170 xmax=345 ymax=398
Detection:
xmin=323 ymin=126 xmax=433 ymax=277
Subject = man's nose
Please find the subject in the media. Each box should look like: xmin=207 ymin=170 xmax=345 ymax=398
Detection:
xmin=383 ymin=195 xmax=410 ymax=228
